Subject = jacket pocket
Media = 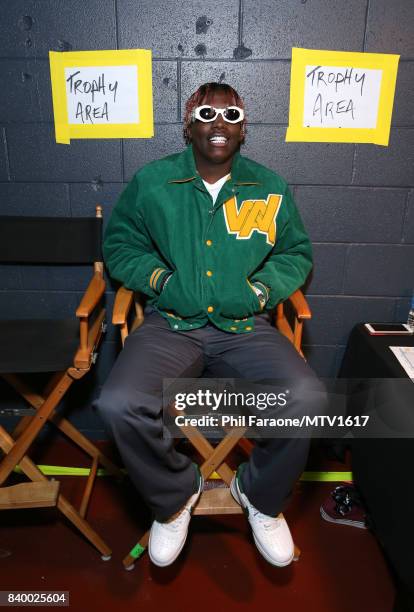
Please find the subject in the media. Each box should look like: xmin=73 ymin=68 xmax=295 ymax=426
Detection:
xmin=155 ymin=272 xmax=202 ymax=318
xmin=220 ymin=278 xmax=261 ymax=319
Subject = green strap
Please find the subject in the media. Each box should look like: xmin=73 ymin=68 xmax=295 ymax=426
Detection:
xmin=129 ymin=543 xmax=146 ymax=559
xmin=14 ymin=464 xmax=352 ymax=482
xmin=300 ymin=471 xmax=353 ymax=482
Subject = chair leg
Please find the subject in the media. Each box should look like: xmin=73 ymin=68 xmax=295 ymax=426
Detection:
xmin=293 ymin=544 xmax=301 ymax=561
xmin=50 ymin=415 xmax=123 ymax=479
xmin=3 ymin=373 xmax=123 ymax=480
xmin=123 ymin=531 xmax=150 ymax=570
xmin=0 ymin=426 xmax=112 ymax=559
xmin=0 ymin=372 xmax=73 ymax=485
xmin=177 ymin=422 xmax=247 ymax=484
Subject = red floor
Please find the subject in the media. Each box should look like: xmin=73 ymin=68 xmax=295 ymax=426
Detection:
xmin=0 ymin=439 xmax=395 ymax=612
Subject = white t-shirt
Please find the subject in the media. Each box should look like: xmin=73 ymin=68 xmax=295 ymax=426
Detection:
xmin=202 ymin=174 xmax=231 ymax=205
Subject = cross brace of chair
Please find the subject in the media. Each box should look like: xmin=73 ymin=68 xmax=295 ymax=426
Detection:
xmin=0 ymin=371 xmax=123 ymax=558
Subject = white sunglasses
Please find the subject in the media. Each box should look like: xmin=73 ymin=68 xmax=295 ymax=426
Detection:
xmin=192 ymin=105 xmax=244 ymax=124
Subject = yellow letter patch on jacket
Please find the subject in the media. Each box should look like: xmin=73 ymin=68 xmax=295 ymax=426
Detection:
xmin=223 ymin=194 xmax=283 ymax=245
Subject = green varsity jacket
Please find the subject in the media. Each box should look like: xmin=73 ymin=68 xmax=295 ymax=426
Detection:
xmin=103 ymin=144 xmax=312 ymax=333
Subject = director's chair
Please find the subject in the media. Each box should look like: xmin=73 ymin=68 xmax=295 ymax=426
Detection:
xmin=0 ymin=206 xmax=123 ymax=559
xmin=112 ymin=287 xmax=311 ymax=570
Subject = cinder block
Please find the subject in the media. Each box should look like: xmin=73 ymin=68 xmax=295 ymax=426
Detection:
xmin=344 ymin=245 xmax=414 ymax=296
xmin=0 ymin=266 xmax=22 ymax=290
xmin=243 ymin=126 xmax=354 ymax=184
xmin=295 ymin=186 xmax=407 ymax=243
xmin=395 ymin=297 xmax=412 ymax=322
xmin=0 ymin=0 xmax=116 ymax=58
xmin=243 ymin=0 xmax=366 ymax=59
xmin=123 ymin=123 xmax=184 ymax=180
xmin=307 ymin=244 xmax=347 ymax=294
xmin=153 ymin=61 xmax=178 ymax=123
xmin=70 ymin=182 xmax=123 ymax=229
xmin=19 ymin=265 xmax=91 ymax=291
xmin=0 ymin=59 xmax=54 ymax=124
xmin=7 ymin=125 xmax=122 ymax=181
xmin=301 ymin=345 xmax=338 ymax=378
xmin=365 ymin=0 xmax=414 ymax=58
xmin=353 ymin=129 xmax=414 ymax=187
xmin=393 ymin=61 xmax=414 ymax=126
xmin=0 ymin=59 xmax=49 ymax=122
xmin=402 ymin=190 xmax=414 ymax=244
xmin=101 ymin=291 xmax=119 ymax=343
xmin=0 ymin=129 xmax=8 ymax=180
xmin=91 ymin=340 xmax=121 ymax=386
xmin=181 ymin=61 xmax=290 ymax=123
xmin=305 ymin=296 xmax=396 ymax=345
xmin=118 ymin=0 xmax=238 ymax=59
xmin=0 ymin=183 xmax=70 ymax=216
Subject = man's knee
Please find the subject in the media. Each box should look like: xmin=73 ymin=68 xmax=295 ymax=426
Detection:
xmin=290 ymin=376 xmax=328 ymax=419
xmin=95 ymin=383 xmax=162 ymax=432
xmin=95 ymin=385 xmax=136 ymax=431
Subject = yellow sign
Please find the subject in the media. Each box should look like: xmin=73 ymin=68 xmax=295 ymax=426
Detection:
xmin=286 ymin=48 xmax=399 ymax=146
xmin=49 ymin=49 xmax=154 ymax=144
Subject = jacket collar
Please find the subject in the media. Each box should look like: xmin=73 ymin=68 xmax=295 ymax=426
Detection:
xmin=167 ymin=145 xmax=261 ymax=186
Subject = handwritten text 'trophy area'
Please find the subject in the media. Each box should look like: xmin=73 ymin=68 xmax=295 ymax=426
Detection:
xmin=303 ymin=65 xmax=382 ymax=129
xmin=66 ymin=70 xmax=118 ymax=123
xmin=64 ymin=64 xmax=138 ymax=126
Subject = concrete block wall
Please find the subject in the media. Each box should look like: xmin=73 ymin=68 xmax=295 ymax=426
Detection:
xmin=0 ymin=0 xmax=413 ymax=436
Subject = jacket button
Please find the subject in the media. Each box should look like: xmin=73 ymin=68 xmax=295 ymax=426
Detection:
xmin=245 ymin=326 xmax=252 ymax=331
xmin=207 ymin=306 xmax=214 ymax=313
xmin=230 ymin=326 xmax=237 ymax=331
xmin=206 ymin=240 xmax=212 ymax=246
xmin=206 ymin=270 xmax=213 ymax=277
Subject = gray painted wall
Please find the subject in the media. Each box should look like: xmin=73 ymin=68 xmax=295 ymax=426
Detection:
xmin=0 ymin=0 xmax=413 ymax=436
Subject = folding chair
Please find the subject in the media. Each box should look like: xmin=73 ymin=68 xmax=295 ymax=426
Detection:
xmin=0 ymin=206 xmax=123 ymax=560
xmin=112 ymin=287 xmax=311 ymax=570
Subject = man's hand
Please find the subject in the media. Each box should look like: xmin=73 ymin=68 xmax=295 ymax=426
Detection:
xmin=251 ymin=281 xmax=270 ymax=310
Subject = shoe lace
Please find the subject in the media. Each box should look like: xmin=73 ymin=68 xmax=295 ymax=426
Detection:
xmin=163 ymin=506 xmax=191 ymax=533
xmin=252 ymin=509 xmax=281 ymax=532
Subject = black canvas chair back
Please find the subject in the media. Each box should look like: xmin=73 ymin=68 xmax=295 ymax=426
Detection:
xmin=0 ymin=216 xmax=102 ymax=264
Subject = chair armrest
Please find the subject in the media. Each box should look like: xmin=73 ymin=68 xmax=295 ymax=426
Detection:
xmin=76 ymin=273 xmax=106 ymax=318
xmin=275 ymin=289 xmax=311 ymax=355
xmin=287 ymin=289 xmax=312 ymax=320
xmin=112 ymin=286 xmax=134 ymax=325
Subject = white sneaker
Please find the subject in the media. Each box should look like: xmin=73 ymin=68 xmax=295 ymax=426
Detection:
xmin=231 ymin=473 xmax=294 ymax=567
xmin=148 ymin=474 xmax=203 ymax=567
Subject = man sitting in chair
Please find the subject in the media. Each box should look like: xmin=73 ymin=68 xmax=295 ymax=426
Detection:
xmin=96 ymin=82 xmax=325 ymax=568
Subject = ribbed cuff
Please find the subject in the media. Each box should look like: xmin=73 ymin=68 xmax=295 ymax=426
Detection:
xmin=150 ymin=267 xmax=172 ymax=294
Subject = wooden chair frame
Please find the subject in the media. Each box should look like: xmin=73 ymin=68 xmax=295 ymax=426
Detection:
xmin=0 ymin=206 xmax=123 ymax=560
xmin=112 ymin=287 xmax=311 ymax=570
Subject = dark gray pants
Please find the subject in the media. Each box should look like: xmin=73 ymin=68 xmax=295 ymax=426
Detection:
xmin=95 ymin=310 xmax=325 ymax=521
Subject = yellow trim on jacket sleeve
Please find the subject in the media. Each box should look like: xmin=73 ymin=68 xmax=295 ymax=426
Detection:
xmin=150 ymin=267 xmax=164 ymax=290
